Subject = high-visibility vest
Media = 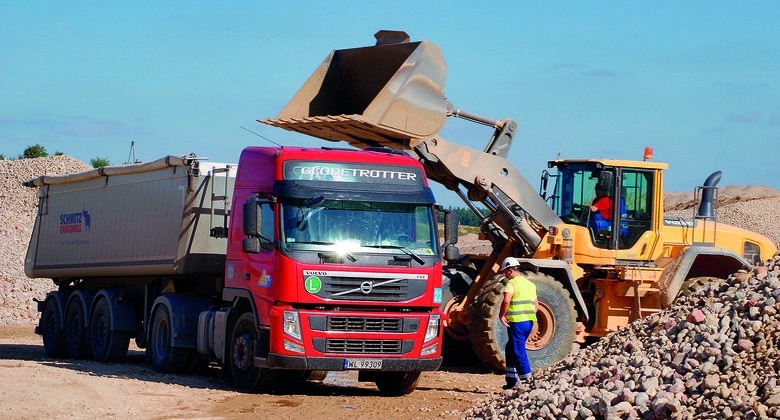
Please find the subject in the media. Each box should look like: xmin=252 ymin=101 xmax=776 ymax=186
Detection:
xmin=505 ymin=275 xmax=537 ymax=323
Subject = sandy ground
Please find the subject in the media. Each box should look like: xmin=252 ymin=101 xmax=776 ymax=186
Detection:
xmin=0 ymin=326 xmax=503 ymax=419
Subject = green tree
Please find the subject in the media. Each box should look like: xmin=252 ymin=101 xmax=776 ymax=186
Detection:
xmin=54 ymin=151 xmax=64 ymax=156
xmin=0 ymin=154 xmax=6 ymax=160
xmin=90 ymin=157 xmax=110 ymax=168
xmin=22 ymin=144 xmax=48 ymax=158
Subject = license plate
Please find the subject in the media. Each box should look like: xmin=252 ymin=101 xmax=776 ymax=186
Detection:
xmin=344 ymin=359 xmax=382 ymax=370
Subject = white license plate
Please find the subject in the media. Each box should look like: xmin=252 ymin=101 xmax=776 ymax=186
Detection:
xmin=344 ymin=359 xmax=382 ymax=370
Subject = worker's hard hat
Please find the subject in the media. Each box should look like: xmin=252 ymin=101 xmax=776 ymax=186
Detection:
xmin=501 ymin=257 xmax=521 ymax=271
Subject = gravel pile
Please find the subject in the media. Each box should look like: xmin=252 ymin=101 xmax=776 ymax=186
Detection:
xmin=0 ymin=156 xmax=91 ymax=326
xmin=463 ymin=258 xmax=780 ymax=419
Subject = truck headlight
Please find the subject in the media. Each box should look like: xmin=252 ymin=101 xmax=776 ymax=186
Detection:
xmin=424 ymin=314 xmax=440 ymax=343
xmin=284 ymin=339 xmax=305 ymax=354
xmin=421 ymin=343 xmax=438 ymax=356
xmin=283 ymin=310 xmax=301 ymax=340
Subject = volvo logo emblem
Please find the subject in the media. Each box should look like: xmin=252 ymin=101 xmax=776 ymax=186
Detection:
xmin=360 ymin=281 xmax=374 ymax=294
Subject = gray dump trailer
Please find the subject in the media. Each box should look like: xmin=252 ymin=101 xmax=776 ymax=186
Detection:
xmin=24 ymin=155 xmax=234 ymax=280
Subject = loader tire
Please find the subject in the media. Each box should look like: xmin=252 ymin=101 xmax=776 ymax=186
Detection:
xmin=468 ymin=272 xmax=577 ymax=371
xmin=678 ymin=276 xmax=724 ymax=298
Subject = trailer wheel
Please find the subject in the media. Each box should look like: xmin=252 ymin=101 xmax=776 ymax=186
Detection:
xmin=40 ymin=298 xmax=66 ymax=357
xmin=229 ymin=312 xmax=274 ymax=392
xmin=89 ymin=297 xmax=130 ymax=362
xmin=374 ymin=371 xmax=421 ymax=396
xmin=149 ymin=305 xmax=188 ymax=373
xmin=65 ymin=298 xmax=91 ymax=359
xmin=469 ymin=272 xmax=577 ymax=371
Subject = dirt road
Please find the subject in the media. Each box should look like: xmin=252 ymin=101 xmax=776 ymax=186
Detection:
xmin=0 ymin=327 xmax=502 ymax=419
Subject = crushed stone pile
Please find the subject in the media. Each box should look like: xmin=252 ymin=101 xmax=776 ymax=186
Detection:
xmin=463 ymin=257 xmax=780 ymax=419
xmin=0 ymin=156 xmax=91 ymax=326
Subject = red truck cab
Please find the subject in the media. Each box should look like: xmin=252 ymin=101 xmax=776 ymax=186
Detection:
xmin=222 ymin=146 xmax=443 ymax=394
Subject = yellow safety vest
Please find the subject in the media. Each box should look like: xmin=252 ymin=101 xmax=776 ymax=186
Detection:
xmin=505 ymin=275 xmax=537 ymax=323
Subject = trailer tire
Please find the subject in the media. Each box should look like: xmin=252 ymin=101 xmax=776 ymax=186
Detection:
xmin=149 ymin=305 xmax=188 ymax=373
xmin=229 ymin=312 xmax=274 ymax=392
xmin=65 ymin=298 xmax=91 ymax=359
xmin=41 ymin=298 xmax=66 ymax=357
xmin=89 ymin=297 xmax=130 ymax=363
xmin=374 ymin=371 xmax=421 ymax=396
xmin=468 ymin=272 xmax=577 ymax=371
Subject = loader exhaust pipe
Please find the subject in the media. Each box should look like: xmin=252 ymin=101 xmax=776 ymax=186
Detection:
xmin=696 ymin=171 xmax=721 ymax=219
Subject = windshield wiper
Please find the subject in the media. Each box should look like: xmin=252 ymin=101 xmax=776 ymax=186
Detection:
xmin=294 ymin=241 xmax=358 ymax=262
xmin=362 ymin=244 xmax=425 ymax=265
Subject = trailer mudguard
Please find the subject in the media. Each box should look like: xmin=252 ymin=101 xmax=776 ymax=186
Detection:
xmin=92 ymin=289 xmax=136 ymax=332
xmin=151 ymin=294 xmax=217 ymax=348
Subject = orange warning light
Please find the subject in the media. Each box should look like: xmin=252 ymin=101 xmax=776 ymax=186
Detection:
xmin=643 ymin=146 xmax=653 ymax=161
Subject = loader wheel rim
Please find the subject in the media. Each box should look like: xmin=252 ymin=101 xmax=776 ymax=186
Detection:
xmin=527 ymin=301 xmax=555 ymax=350
xmin=442 ymin=295 xmax=470 ymax=339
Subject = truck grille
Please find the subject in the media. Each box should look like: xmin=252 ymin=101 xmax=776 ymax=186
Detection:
xmin=328 ymin=317 xmax=402 ymax=332
xmin=325 ymin=339 xmax=402 ymax=354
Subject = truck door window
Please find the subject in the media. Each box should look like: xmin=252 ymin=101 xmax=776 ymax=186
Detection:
xmin=260 ymin=202 xmax=274 ymax=250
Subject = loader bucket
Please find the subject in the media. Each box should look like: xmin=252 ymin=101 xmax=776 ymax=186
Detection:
xmin=260 ymin=39 xmax=448 ymax=149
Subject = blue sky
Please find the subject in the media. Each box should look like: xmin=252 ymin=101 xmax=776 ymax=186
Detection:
xmin=2 ymin=2 xmax=778 ymax=206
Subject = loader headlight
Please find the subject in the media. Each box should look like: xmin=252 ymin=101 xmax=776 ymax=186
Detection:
xmin=283 ymin=310 xmax=301 ymax=340
xmin=424 ymin=314 xmax=440 ymax=343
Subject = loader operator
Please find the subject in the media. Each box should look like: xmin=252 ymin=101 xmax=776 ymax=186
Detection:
xmin=589 ymin=185 xmax=613 ymax=232
xmin=498 ymin=257 xmax=538 ymax=389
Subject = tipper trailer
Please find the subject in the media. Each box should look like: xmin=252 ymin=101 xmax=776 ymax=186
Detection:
xmin=26 ymin=146 xmax=448 ymax=395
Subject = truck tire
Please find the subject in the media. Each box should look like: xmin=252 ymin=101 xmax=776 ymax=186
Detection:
xmin=468 ymin=272 xmax=577 ymax=371
xmin=149 ymin=305 xmax=188 ymax=373
xmin=229 ymin=312 xmax=274 ymax=392
xmin=89 ymin=297 xmax=130 ymax=363
xmin=65 ymin=298 xmax=91 ymax=359
xmin=40 ymin=298 xmax=66 ymax=357
xmin=441 ymin=266 xmax=477 ymax=365
xmin=374 ymin=371 xmax=421 ymax=396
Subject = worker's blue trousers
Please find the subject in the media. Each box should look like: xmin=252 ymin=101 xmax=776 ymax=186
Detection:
xmin=505 ymin=320 xmax=534 ymax=387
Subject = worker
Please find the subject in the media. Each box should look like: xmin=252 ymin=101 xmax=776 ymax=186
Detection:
xmin=589 ymin=185 xmax=613 ymax=232
xmin=498 ymin=257 xmax=538 ymax=389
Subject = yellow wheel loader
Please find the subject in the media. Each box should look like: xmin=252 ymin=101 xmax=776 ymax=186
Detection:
xmin=261 ymin=30 xmax=777 ymax=370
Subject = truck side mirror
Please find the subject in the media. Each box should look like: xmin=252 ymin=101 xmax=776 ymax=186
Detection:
xmin=243 ymin=197 xmax=261 ymax=237
xmin=242 ymin=237 xmax=261 ymax=254
xmin=443 ymin=210 xmax=459 ymax=248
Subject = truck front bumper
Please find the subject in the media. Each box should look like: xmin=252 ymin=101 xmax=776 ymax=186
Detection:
xmin=257 ymin=353 xmax=442 ymax=371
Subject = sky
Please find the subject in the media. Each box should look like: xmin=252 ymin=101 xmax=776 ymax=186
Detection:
xmin=2 ymin=2 xmax=779 ymax=207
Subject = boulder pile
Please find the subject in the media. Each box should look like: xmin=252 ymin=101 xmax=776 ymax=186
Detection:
xmin=464 ymin=257 xmax=780 ymax=419
xmin=0 ymin=156 xmax=91 ymax=326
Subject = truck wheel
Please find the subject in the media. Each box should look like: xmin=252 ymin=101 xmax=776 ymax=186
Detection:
xmin=441 ymin=266 xmax=477 ymax=365
xmin=468 ymin=272 xmax=577 ymax=371
xmin=374 ymin=371 xmax=421 ymax=396
xmin=40 ymin=298 xmax=66 ymax=357
xmin=89 ymin=297 xmax=130 ymax=363
xmin=229 ymin=312 xmax=274 ymax=392
xmin=65 ymin=298 xmax=91 ymax=359
xmin=304 ymin=370 xmax=328 ymax=381
xmin=149 ymin=305 xmax=188 ymax=373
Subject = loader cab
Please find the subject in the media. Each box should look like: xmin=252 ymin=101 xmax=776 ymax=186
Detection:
xmin=544 ymin=159 xmax=662 ymax=251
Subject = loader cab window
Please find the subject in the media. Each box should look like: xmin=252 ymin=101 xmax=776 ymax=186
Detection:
xmin=552 ymin=163 xmax=654 ymax=250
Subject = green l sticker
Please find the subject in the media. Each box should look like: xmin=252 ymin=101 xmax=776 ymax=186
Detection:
xmin=304 ymin=276 xmax=322 ymax=294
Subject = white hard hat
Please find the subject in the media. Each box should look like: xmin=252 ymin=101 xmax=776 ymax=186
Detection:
xmin=501 ymin=257 xmax=521 ymax=271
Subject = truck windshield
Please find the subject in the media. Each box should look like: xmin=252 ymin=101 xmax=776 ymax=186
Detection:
xmin=280 ymin=198 xmax=438 ymax=257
